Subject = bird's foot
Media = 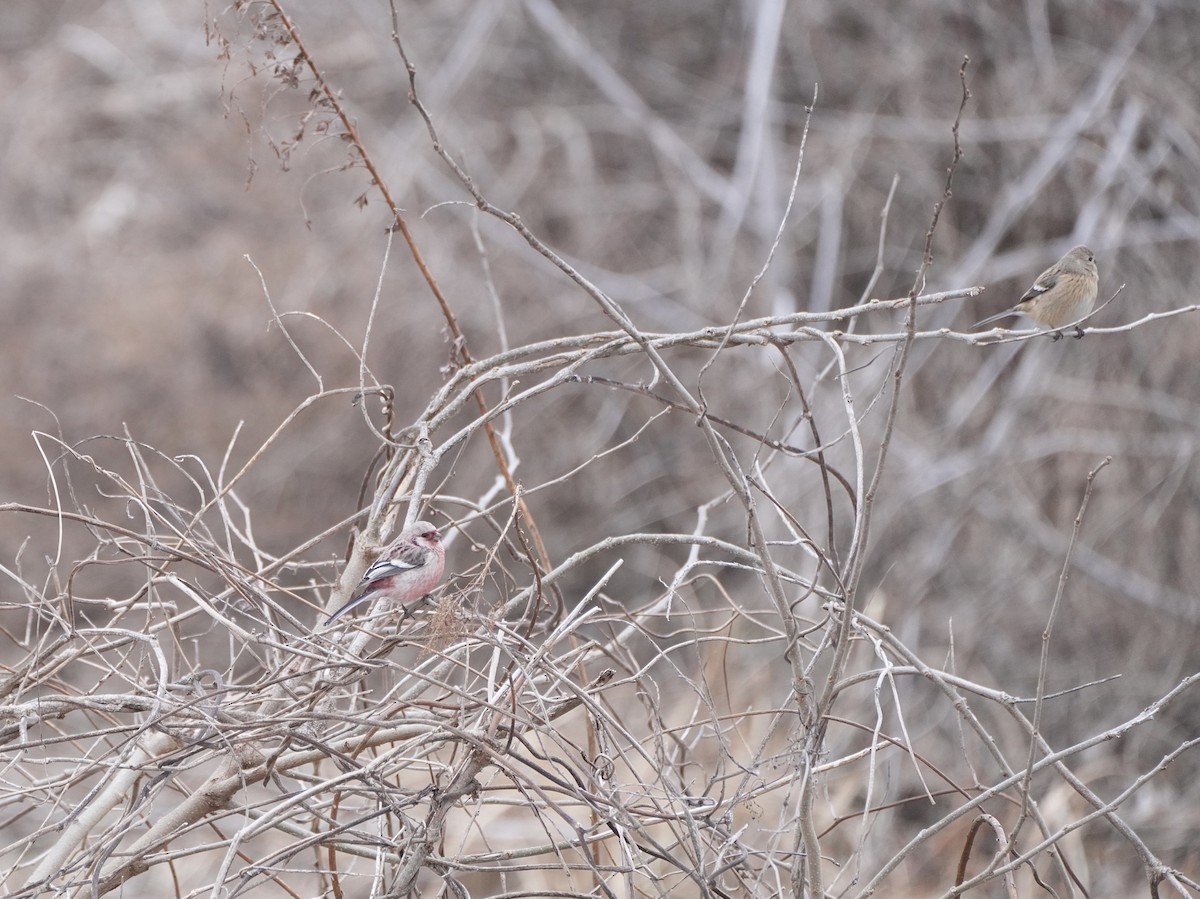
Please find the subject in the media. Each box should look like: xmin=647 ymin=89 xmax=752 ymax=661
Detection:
xmin=1050 ymin=330 xmax=1064 ymax=342
xmin=1072 ymin=326 xmax=1085 ymax=339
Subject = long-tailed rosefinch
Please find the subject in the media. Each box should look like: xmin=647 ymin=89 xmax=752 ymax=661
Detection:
xmin=325 ymin=520 xmax=445 ymax=623
xmin=974 ymin=245 xmax=1099 ymax=339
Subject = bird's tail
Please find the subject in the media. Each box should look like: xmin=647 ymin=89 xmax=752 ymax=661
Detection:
xmin=972 ymin=307 xmax=1016 ymax=329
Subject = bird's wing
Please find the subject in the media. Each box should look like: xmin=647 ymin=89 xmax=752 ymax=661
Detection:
xmin=360 ymin=554 xmax=422 ymax=588
xmin=1018 ymin=271 xmax=1058 ymax=304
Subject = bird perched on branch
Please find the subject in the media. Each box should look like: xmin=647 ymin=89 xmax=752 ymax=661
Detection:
xmin=325 ymin=521 xmax=445 ymax=623
xmin=974 ymin=245 xmax=1099 ymax=340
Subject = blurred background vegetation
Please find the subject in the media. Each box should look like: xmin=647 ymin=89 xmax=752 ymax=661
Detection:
xmin=1 ymin=0 xmax=1199 ymax=894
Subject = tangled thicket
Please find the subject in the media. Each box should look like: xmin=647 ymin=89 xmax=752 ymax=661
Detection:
xmin=2 ymin=2 xmax=1199 ymax=897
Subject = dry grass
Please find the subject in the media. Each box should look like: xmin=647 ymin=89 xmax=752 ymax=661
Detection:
xmin=2 ymin=1 xmax=1200 ymax=896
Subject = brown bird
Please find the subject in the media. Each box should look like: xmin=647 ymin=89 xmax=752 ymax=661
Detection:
xmin=974 ymin=245 xmax=1099 ymax=340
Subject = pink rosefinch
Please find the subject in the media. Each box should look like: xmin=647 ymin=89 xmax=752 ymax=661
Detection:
xmin=325 ymin=521 xmax=445 ymax=624
xmin=974 ymin=245 xmax=1099 ymax=340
